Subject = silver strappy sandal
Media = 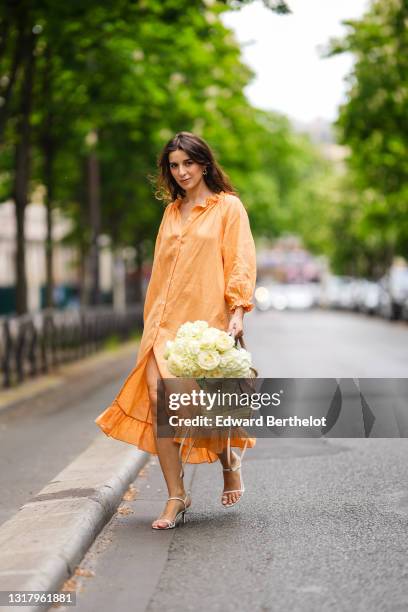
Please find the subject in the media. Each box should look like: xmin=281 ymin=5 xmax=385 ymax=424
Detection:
xmin=222 ymin=458 xmax=245 ymax=508
xmin=221 ymin=434 xmax=248 ymax=508
xmin=151 ymin=491 xmax=191 ymax=530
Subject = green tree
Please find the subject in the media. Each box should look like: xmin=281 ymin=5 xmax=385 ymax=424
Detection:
xmin=1 ymin=0 xmax=293 ymax=312
xmin=328 ymin=0 xmax=408 ymax=271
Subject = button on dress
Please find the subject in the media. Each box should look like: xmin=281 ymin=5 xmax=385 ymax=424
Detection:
xmin=95 ymin=191 xmax=257 ymax=464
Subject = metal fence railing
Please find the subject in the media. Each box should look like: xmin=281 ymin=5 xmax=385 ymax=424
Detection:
xmin=0 ymin=305 xmax=143 ymax=389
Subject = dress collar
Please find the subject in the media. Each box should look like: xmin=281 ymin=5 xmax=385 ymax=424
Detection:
xmin=174 ymin=191 xmax=223 ymax=209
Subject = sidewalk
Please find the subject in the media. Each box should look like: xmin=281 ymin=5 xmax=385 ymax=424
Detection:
xmin=0 ymin=338 xmax=140 ymax=416
xmin=0 ymin=437 xmax=149 ymax=612
xmin=0 ymin=339 xmax=149 ymax=612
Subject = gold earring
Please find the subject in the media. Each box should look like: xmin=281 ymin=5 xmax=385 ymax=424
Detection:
xmin=203 ymin=168 xmax=207 ymax=175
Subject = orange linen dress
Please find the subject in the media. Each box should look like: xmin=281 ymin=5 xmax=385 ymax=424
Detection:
xmin=95 ymin=190 xmax=257 ymax=464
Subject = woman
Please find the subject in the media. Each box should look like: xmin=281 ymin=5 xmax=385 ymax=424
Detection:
xmin=95 ymin=131 xmax=257 ymax=529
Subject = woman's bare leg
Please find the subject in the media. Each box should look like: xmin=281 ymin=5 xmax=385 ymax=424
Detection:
xmin=217 ymin=448 xmax=243 ymax=506
xmin=145 ymin=350 xmax=191 ymax=527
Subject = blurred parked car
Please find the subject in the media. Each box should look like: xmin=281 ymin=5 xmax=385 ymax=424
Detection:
xmin=255 ymin=283 xmax=317 ymax=311
xmin=377 ymin=266 xmax=408 ymax=320
xmin=348 ymin=279 xmax=367 ymax=312
xmin=357 ymin=280 xmax=382 ymax=315
xmin=401 ymin=297 xmax=408 ymax=322
xmin=319 ymin=276 xmax=356 ymax=310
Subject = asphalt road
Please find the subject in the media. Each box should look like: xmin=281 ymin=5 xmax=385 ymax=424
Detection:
xmin=54 ymin=308 xmax=408 ymax=612
xmin=245 ymin=308 xmax=408 ymax=378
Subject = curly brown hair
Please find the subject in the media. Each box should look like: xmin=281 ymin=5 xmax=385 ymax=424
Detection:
xmin=155 ymin=131 xmax=236 ymax=202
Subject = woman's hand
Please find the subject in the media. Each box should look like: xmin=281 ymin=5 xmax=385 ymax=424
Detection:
xmin=228 ymin=306 xmax=244 ymax=339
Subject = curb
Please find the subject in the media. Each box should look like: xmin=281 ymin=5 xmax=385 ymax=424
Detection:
xmin=0 ymin=436 xmax=149 ymax=611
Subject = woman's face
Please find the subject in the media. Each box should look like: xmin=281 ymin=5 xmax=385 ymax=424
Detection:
xmin=168 ymin=149 xmax=205 ymax=192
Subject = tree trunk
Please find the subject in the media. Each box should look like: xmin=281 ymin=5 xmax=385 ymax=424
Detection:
xmin=0 ymin=1 xmax=11 ymax=61
xmin=78 ymin=242 xmax=87 ymax=307
xmin=0 ymin=7 xmax=26 ymax=142
xmin=13 ymin=25 xmax=36 ymax=315
xmin=42 ymin=44 xmax=55 ymax=309
xmin=88 ymin=146 xmax=101 ymax=305
xmin=44 ymin=146 xmax=55 ymax=309
xmin=79 ymin=159 xmax=89 ymax=306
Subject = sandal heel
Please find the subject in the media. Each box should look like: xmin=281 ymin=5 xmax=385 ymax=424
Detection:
xmin=152 ymin=491 xmax=191 ymax=530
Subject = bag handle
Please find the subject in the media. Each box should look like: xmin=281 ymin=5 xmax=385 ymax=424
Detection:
xmin=228 ymin=331 xmax=247 ymax=350
xmin=235 ymin=335 xmax=247 ymax=350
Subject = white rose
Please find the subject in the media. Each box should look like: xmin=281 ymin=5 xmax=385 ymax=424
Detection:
xmin=184 ymin=339 xmax=201 ymax=358
xmin=215 ymin=332 xmax=235 ymax=352
xmin=176 ymin=321 xmax=195 ymax=339
xmin=199 ymin=328 xmax=221 ymax=350
xmin=167 ymin=353 xmax=186 ymax=376
xmin=197 ymin=349 xmax=221 ymax=371
xmin=168 ymin=352 xmax=202 ymax=377
xmin=181 ymin=359 xmax=203 ymax=377
xmin=232 ymin=363 xmax=251 ymax=377
xmin=219 ymin=347 xmax=252 ymax=377
xmin=191 ymin=320 xmax=209 ymax=337
xmin=174 ymin=337 xmax=190 ymax=354
xmin=219 ymin=347 xmax=240 ymax=368
xmin=237 ymin=348 xmax=251 ymax=364
xmin=177 ymin=320 xmax=208 ymax=341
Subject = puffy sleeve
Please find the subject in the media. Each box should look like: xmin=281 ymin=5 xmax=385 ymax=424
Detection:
xmin=221 ymin=194 xmax=257 ymax=313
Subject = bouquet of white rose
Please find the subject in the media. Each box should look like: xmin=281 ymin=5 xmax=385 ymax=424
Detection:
xmin=164 ymin=320 xmax=253 ymax=378
xmin=163 ymin=321 xmax=256 ymax=465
